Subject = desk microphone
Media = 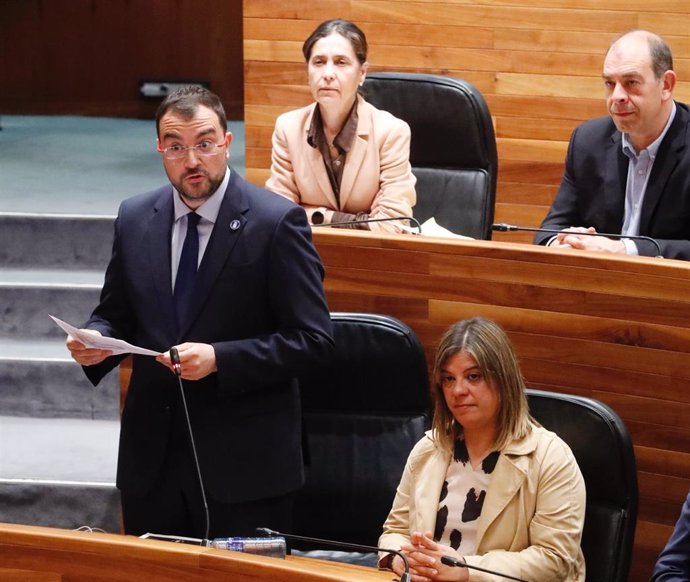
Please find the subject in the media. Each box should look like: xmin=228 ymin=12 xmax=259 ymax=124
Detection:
xmin=440 ymin=555 xmax=531 ymax=582
xmin=170 ymin=347 xmax=210 ymax=541
xmin=491 ymin=223 xmax=663 ymax=258
xmin=313 ymin=215 xmax=423 ymax=235
xmin=257 ymin=527 xmax=411 ymax=582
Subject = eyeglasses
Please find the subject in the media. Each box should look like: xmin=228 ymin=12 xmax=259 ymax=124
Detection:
xmin=157 ymin=138 xmax=227 ymax=161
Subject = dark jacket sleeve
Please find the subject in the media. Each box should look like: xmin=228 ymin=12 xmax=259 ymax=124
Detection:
xmin=533 ymin=125 xmax=584 ymax=247
xmin=652 ymin=491 xmax=690 ymax=582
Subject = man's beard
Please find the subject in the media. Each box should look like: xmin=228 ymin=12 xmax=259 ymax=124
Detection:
xmin=176 ymin=168 xmax=222 ymax=203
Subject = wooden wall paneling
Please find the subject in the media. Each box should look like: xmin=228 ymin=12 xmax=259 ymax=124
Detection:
xmin=640 ymin=13 xmax=690 ymax=36
xmin=497 ymin=183 xmax=560 ymax=206
xmin=495 ymin=116 xmax=581 ymax=142
xmin=244 ymin=62 xmax=308 ymax=86
xmin=486 ymin=94 xmax=607 ymax=121
xmin=245 ymin=1 xmax=690 ymax=248
xmin=0 ymin=0 xmax=244 ymax=118
xmin=246 ymin=168 xmax=271 ymax=187
xmin=628 ymin=421 xmax=690 ymax=454
xmin=243 ymin=1 xmax=352 ymax=20
xmin=349 ymin=3 xmax=637 ymax=32
xmin=636 ymin=446 xmax=690 ymax=483
xmin=497 ymin=138 xmax=568 ymax=163
xmin=494 ymin=160 xmax=564 ymax=184
xmin=243 ymin=5 xmax=690 ymax=579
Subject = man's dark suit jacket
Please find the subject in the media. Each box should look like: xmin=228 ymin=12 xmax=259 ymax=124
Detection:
xmin=652 ymin=490 xmax=690 ymax=582
xmin=82 ymin=169 xmax=334 ymax=504
xmin=535 ymin=101 xmax=690 ymax=260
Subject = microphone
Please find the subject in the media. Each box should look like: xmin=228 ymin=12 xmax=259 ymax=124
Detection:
xmin=139 ymin=532 xmax=287 ymax=559
xmin=491 ymin=223 xmax=663 ymax=258
xmin=171 ymin=345 xmax=182 ymax=376
xmin=440 ymin=555 xmax=531 ymax=582
xmin=207 ymin=536 xmax=287 ymax=559
xmin=257 ymin=527 xmax=411 ymax=582
xmin=313 ymin=215 xmax=423 ymax=235
xmin=170 ymin=346 xmax=210 ymax=541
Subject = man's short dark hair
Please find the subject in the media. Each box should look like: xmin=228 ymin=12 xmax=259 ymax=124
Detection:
xmin=648 ymin=34 xmax=674 ymax=80
xmin=155 ymin=85 xmax=227 ymax=136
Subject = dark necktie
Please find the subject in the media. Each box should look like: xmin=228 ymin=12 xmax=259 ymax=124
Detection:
xmin=174 ymin=212 xmax=201 ymax=327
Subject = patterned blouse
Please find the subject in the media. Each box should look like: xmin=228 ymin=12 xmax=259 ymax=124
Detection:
xmin=434 ymin=439 xmax=500 ymax=555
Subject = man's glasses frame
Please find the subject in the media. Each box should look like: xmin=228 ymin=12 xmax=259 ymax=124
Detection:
xmin=157 ymin=137 xmax=228 ymax=161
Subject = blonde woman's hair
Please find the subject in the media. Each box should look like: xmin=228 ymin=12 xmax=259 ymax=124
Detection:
xmin=431 ymin=317 xmax=531 ymax=452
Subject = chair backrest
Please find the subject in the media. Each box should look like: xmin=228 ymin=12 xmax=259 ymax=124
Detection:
xmin=294 ymin=313 xmax=430 ymax=548
xmin=362 ymin=72 xmax=498 ymax=239
xmin=526 ymin=389 xmax=638 ymax=582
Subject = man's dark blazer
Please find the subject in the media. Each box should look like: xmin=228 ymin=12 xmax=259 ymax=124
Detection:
xmin=652 ymin=489 xmax=690 ymax=582
xmin=535 ymin=101 xmax=690 ymax=260
xmin=82 ymin=168 xmax=334 ymax=504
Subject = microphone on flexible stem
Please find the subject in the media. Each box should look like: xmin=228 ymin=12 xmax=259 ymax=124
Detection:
xmin=312 ymin=215 xmax=423 ymax=235
xmin=491 ymin=222 xmax=663 ymax=258
xmin=256 ymin=527 xmax=411 ymax=582
xmin=170 ymin=347 xmax=210 ymax=541
xmin=440 ymin=555 xmax=530 ymax=582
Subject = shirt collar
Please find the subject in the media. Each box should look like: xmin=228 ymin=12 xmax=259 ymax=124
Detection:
xmin=173 ymin=166 xmax=230 ymax=224
xmin=622 ymin=100 xmax=677 ymax=160
xmin=306 ymin=98 xmax=360 ymax=152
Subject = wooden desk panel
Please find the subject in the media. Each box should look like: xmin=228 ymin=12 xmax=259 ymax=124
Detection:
xmin=312 ymin=230 xmax=690 ymax=582
xmin=0 ymin=523 xmax=392 ymax=582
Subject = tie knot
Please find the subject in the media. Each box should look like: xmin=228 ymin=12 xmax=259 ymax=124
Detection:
xmin=187 ymin=212 xmax=201 ymax=227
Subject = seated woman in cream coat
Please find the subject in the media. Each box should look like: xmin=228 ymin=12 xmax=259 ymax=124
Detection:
xmin=265 ymin=19 xmax=416 ymax=234
xmin=379 ymin=318 xmax=586 ymax=582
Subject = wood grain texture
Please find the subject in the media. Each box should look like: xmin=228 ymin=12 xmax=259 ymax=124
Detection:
xmin=252 ymin=3 xmax=690 ymax=578
xmin=308 ymin=231 xmax=690 ymax=582
xmin=0 ymin=0 xmax=244 ymax=118
xmin=244 ymin=1 xmax=690 ymax=244
xmin=118 ymin=231 xmax=690 ymax=578
xmin=0 ymin=523 xmax=393 ymax=582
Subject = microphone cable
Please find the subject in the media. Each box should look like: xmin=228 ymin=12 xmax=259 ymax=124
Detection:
xmin=492 ymin=222 xmax=663 ymax=258
xmin=170 ymin=347 xmax=210 ymax=541
xmin=257 ymin=527 xmax=411 ymax=582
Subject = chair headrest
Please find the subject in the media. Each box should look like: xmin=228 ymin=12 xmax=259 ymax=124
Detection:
xmin=299 ymin=313 xmax=430 ymax=414
xmin=363 ymin=72 xmax=496 ymax=169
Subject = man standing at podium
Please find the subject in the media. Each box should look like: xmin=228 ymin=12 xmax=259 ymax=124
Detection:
xmin=535 ymin=30 xmax=690 ymax=260
xmin=66 ymin=86 xmax=334 ymax=539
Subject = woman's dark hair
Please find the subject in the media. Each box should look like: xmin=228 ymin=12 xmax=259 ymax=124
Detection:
xmin=302 ymin=19 xmax=368 ymax=64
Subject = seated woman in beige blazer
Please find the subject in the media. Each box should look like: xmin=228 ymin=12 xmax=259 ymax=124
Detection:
xmin=265 ymin=19 xmax=416 ymax=234
xmin=379 ymin=318 xmax=586 ymax=582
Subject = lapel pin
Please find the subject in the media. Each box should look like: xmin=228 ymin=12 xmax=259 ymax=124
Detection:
xmin=229 ymin=219 xmax=241 ymax=231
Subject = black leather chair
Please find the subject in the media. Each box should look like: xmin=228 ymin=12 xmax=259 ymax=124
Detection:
xmin=363 ymin=72 xmax=498 ymax=239
xmin=293 ymin=313 xmax=430 ymax=555
xmin=527 ymin=389 xmax=638 ymax=582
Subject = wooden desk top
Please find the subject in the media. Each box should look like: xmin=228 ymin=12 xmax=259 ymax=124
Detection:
xmin=0 ymin=522 xmax=396 ymax=582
